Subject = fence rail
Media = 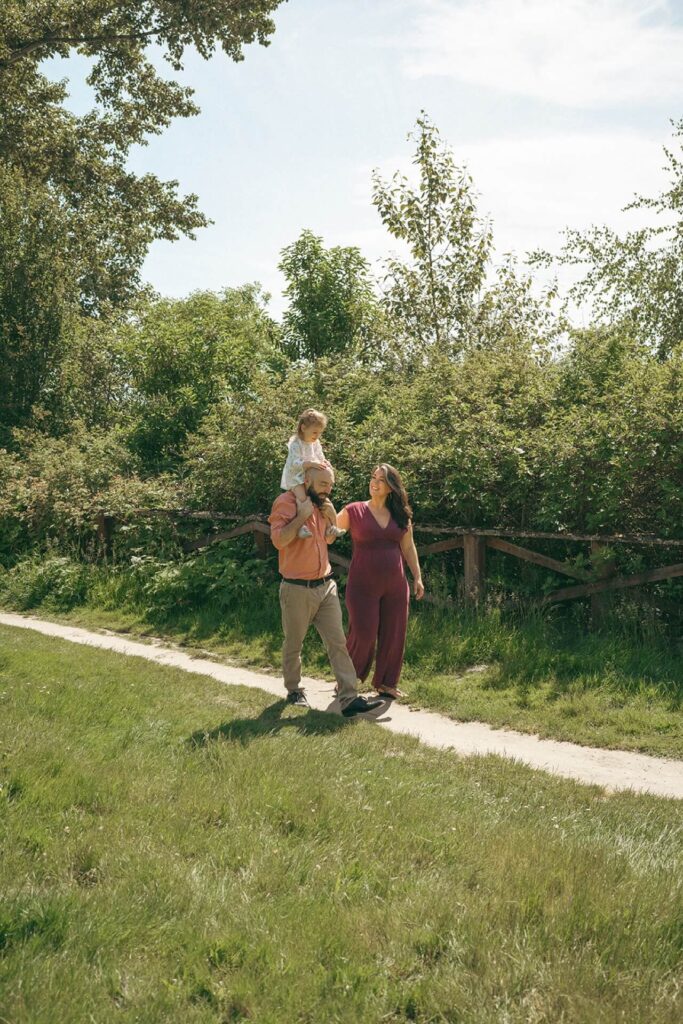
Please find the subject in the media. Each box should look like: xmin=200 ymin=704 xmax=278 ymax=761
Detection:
xmin=95 ymin=510 xmax=683 ymax=624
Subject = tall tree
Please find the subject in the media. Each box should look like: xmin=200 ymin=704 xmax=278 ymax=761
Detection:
xmin=0 ymin=1 xmax=285 ymax=309
xmin=0 ymin=1 xmax=286 ymax=440
xmin=279 ymin=230 xmax=379 ymax=361
xmin=372 ymin=113 xmax=493 ymax=356
xmin=533 ymin=119 xmax=683 ymax=359
xmin=124 ymin=285 xmax=282 ymax=471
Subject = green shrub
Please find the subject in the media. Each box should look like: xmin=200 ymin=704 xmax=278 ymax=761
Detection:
xmin=0 ymin=555 xmax=89 ymax=610
xmin=122 ymin=544 xmax=277 ymax=620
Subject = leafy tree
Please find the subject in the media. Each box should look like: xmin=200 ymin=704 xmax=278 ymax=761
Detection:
xmin=0 ymin=0 xmax=286 ymax=439
xmin=123 ymin=285 xmax=283 ymax=471
xmin=535 ymin=327 xmax=683 ymax=534
xmin=0 ymin=163 xmax=77 ymax=444
xmin=533 ymin=119 xmax=683 ymax=359
xmin=278 ymin=230 xmax=380 ymax=360
xmin=372 ymin=113 xmax=493 ymax=356
xmin=0 ymin=0 xmax=285 ymax=308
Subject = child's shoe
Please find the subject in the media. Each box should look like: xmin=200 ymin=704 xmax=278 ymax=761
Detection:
xmin=297 ymin=524 xmax=313 ymax=538
xmin=326 ymin=526 xmax=346 ymax=538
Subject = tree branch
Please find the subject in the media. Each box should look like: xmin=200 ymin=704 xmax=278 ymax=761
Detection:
xmin=0 ymin=29 xmax=159 ymax=71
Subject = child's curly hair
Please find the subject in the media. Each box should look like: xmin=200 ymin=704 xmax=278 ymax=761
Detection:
xmin=297 ymin=408 xmax=328 ymax=437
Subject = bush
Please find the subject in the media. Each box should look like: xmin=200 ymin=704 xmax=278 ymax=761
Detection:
xmin=0 ymin=425 xmax=182 ymax=561
xmin=0 ymin=555 xmax=89 ymax=610
xmin=119 ymin=544 xmax=277 ymax=621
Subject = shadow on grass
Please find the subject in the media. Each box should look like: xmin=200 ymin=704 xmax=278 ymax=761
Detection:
xmin=187 ymin=699 xmax=349 ymax=749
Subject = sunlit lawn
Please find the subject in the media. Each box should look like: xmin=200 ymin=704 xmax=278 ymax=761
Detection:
xmin=1 ymin=625 xmax=682 ymax=1023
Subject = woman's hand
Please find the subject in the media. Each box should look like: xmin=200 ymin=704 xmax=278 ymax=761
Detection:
xmin=414 ymin=578 xmax=425 ymax=600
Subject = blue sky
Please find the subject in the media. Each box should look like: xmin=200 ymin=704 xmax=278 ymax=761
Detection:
xmin=48 ymin=0 xmax=683 ymax=318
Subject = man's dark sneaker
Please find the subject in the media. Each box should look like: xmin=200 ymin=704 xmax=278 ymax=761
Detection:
xmin=285 ymin=690 xmax=309 ymax=707
xmin=341 ymin=695 xmax=385 ymax=718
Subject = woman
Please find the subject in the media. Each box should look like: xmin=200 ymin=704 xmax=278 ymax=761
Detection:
xmin=336 ymin=464 xmax=424 ymax=701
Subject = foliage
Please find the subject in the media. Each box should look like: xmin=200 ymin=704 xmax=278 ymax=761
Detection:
xmin=0 ymin=164 xmax=78 ymax=444
xmin=372 ymin=114 xmax=559 ymax=361
xmin=179 ymin=330 xmax=682 ymax=565
xmin=0 ymin=0 xmax=286 ymax=439
xmin=181 ymin=357 xmax=389 ymax=514
xmin=533 ymin=118 xmax=683 ymax=359
xmin=0 ymin=554 xmax=88 ymax=610
xmin=121 ymin=285 xmax=284 ymax=471
xmin=182 ymin=366 xmax=316 ymax=514
xmin=373 ymin=113 xmax=491 ymax=356
xmin=125 ymin=545 xmax=275 ymax=620
xmin=0 ymin=424 xmax=179 ymax=556
xmin=43 ymin=311 xmax=136 ymax=434
xmin=278 ymin=230 xmax=381 ymax=360
xmin=534 ymin=328 xmax=683 ymax=535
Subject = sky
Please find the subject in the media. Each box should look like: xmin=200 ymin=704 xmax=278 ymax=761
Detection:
xmin=46 ymin=0 xmax=683 ymax=319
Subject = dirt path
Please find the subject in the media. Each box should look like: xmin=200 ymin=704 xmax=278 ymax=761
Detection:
xmin=2 ymin=611 xmax=682 ymax=800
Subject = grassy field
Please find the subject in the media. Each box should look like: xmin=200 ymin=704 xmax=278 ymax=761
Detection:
xmin=1 ymin=623 xmax=682 ymax=1023
xmin=1 ymin=546 xmax=682 ymax=757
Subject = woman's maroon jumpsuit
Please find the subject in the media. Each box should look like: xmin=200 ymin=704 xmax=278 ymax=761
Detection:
xmin=343 ymin=501 xmax=410 ymax=692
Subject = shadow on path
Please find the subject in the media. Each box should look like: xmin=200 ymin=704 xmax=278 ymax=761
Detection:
xmin=187 ymin=699 xmax=350 ymax=748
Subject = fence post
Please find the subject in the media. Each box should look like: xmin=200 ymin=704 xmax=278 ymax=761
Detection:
xmin=463 ymin=533 xmax=486 ymax=605
xmin=96 ymin=512 xmax=114 ymax=559
xmin=590 ymin=541 xmax=615 ymax=629
xmin=253 ymin=527 xmax=269 ymax=558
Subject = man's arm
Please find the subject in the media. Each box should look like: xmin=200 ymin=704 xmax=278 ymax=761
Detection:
xmin=270 ymin=497 xmax=314 ymax=549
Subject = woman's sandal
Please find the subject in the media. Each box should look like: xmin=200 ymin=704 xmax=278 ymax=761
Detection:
xmin=376 ymin=688 xmax=403 ymax=701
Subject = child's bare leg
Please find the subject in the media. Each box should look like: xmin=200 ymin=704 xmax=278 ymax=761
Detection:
xmin=292 ymin=484 xmax=313 ymax=538
xmin=322 ymin=499 xmax=345 ymax=537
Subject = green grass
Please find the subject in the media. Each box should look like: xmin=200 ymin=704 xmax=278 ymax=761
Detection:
xmin=1 ymin=548 xmax=682 ymax=757
xmin=1 ymin=624 xmax=682 ymax=1023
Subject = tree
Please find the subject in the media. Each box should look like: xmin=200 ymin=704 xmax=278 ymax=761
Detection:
xmin=0 ymin=1 xmax=285 ymax=310
xmin=0 ymin=163 xmax=76 ymax=444
xmin=372 ymin=114 xmax=561 ymax=362
xmin=0 ymin=1 xmax=286 ymax=438
xmin=533 ymin=119 xmax=683 ymax=359
xmin=278 ymin=230 xmax=380 ymax=361
xmin=372 ymin=113 xmax=493 ymax=356
xmin=123 ymin=285 xmax=283 ymax=471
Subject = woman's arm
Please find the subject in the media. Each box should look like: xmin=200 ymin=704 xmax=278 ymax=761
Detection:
xmin=400 ymin=525 xmax=425 ymax=599
xmin=336 ymin=506 xmax=350 ymax=531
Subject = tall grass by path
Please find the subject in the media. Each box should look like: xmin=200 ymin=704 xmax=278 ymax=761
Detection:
xmin=2 ymin=546 xmax=680 ymax=757
xmin=1 ymin=624 xmax=682 ymax=1023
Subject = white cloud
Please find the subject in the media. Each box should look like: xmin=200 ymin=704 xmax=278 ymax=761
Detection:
xmin=403 ymin=0 xmax=683 ymax=107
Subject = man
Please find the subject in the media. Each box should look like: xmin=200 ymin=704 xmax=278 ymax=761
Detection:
xmin=268 ymin=466 xmax=384 ymax=718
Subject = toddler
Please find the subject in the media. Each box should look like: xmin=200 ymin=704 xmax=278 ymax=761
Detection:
xmin=281 ymin=409 xmax=345 ymax=539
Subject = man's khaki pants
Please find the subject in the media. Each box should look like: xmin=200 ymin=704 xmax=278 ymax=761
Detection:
xmin=279 ymin=579 xmax=358 ymax=708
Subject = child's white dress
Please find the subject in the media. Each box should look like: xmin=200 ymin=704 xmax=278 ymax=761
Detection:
xmin=280 ymin=436 xmax=327 ymax=490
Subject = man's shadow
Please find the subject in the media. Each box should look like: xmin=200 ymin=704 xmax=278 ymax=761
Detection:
xmin=187 ymin=698 xmax=350 ymax=749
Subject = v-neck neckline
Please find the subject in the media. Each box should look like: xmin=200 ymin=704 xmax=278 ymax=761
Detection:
xmin=365 ymin=501 xmax=391 ymax=530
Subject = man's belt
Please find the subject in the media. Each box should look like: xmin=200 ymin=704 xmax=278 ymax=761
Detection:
xmin=282 ymin=573 xmax=334 ymax=588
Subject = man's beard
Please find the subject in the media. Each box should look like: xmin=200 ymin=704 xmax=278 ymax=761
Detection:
xmin=306 ymin=486 xmax=325 ymax=508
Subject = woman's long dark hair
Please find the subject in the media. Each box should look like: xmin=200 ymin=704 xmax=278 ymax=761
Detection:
xmin=376 ymin=464 xmax=412 ymax=530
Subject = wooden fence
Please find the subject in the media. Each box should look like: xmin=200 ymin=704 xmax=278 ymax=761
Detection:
xmin=96 ymin=509 xmax=683 ymax=624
